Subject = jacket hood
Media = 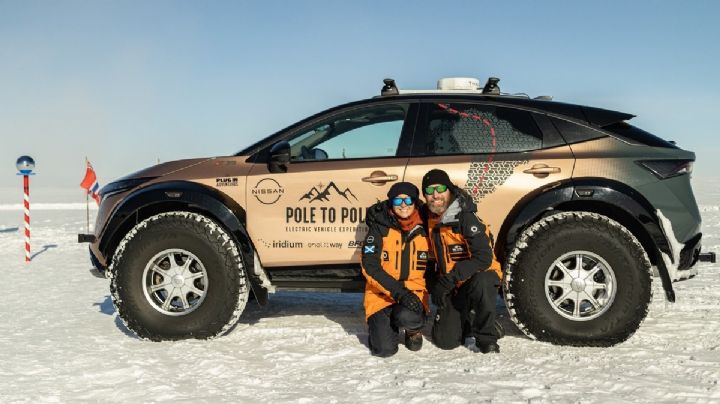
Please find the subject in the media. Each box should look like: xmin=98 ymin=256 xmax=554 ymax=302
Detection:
xmin=366 ymin=200 xmax=398 ymax=229
xmin=439 ymin=186 xmax=478 ymax=224
xmin=453 ymin=186 xmax=478 ymax=213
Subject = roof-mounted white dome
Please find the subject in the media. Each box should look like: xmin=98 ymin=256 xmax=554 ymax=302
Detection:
xmin=437 ymin=77 xmax=481 ymax=91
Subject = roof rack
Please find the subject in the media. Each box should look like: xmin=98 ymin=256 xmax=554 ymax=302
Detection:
xmin=379 ymin=77 xmax=552 ymax=101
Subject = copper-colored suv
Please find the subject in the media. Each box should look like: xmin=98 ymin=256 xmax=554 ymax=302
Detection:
xmin=80 ymin=77 xmax=715 ymax=345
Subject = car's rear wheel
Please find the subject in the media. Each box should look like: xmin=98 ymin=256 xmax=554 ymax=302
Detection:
xmin=109 ymin=212 xmax=249 ymax=341
xmin=503 ymin=211 xmax=652 ymax=346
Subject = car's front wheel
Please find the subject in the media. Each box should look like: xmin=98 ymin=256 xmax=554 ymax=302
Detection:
xmin=503 ymin=211 xmax=653 ymax=346
xmin=109 ymin=212 xmax=249 ymax=341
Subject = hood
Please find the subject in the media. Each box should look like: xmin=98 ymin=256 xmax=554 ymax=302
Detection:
xmin=366 ymin=200 xmax=398 ymax=229
xmin=115 ymin=157 xmax=215 ymax=182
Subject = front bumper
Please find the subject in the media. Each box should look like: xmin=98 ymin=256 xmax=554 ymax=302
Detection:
xmin=88 ymin=247 xmax=107 ymax=278
xmin=78 ymin=234 xmax=106 ymax=278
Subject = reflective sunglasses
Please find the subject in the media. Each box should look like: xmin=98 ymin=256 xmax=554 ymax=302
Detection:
xmin=424 ymin=184 xmax=448 ymax=195
xmin=391 ymin=197 xmax=414 ymax=206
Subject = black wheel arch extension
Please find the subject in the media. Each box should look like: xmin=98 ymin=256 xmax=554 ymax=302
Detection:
xmin=498 ymin=177 xmax=676 ymax=301
xmin=99 ymin=180 xmax=268 ymax=304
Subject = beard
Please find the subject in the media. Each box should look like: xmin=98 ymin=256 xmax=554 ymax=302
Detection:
xmin=427 ymin=198 xmax=449 ymax=215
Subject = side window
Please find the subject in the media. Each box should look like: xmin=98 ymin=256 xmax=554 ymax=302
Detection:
xmin=550 ymin=117 xmax=607 ymax=144
xmin=423 ymin=103 xmax=543 ymax=155
xmin=533 ymin=113 xmax=566 ymax=148
xmin=288 ymin=103 xmax=409 ymax=161
xmin=601 ymin=121 xmax=675 ymax=148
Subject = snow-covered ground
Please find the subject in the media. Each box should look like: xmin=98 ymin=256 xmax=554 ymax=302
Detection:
xmin=0 ymin=179 xmax=718 ymax=403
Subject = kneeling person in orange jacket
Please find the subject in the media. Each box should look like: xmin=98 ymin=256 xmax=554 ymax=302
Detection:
xmin=422 ymin=169 xmax=503 ymax=354
xmin=361 ymin=182 xmax=432 ymax=357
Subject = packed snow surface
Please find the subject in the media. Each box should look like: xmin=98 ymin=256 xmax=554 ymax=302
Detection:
xmin=1 ymin=179 xmax=719 ymax=403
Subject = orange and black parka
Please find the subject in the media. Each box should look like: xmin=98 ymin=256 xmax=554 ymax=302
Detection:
xmin=361 ymin=201 xmax=434 ymax=320
xmin=426 ymin=188 xmax=502 ymax=284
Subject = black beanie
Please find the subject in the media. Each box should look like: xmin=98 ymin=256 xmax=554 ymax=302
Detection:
xmin=387 ymin=182 xmax=419 ymax=200
xmin=422 ymin=169 xmax=453 ymax=191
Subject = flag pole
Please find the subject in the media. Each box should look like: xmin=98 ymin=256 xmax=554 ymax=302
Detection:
xmin=85 ymin=157 xmax=90 ymax=234
xmin=86 ymin=192 xmax=90 ymax=234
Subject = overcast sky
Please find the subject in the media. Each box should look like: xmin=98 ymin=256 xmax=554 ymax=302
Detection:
xmin=1 ymin=0 xmax=719 ymax=190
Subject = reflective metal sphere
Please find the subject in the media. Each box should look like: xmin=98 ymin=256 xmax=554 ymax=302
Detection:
xmin=16 ymin=155 xmax=35 ymax=174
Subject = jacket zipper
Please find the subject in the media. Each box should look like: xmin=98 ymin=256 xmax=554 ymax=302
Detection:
xmin=400 ymin=232 xmax=410 ymax=281
xmin=432 ymin=224 xmax=447 ymax=275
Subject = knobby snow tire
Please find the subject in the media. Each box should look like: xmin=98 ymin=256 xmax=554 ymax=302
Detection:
xmin=503 ymin=211 xmax=653 ymax=347
xmin=109 ymin=212 xmax=249 ymax=341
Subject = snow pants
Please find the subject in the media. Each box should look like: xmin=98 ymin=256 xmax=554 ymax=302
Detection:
xmin=367 ymin=304 xmax=425 ymax=357
xmin=432 ymin=271 xmax=499 ymax=350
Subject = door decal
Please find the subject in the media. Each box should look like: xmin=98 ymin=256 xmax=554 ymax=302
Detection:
xmin=465 ymin=160 xmax=528 ymax=201
xmin=299 ymin=181 xmax=359 ymax=203
xmin=285 ymin=180 xmax=366 ymax=236
xmin=252 ymin=178 xmax=285 ymax=205
xmin=436 ymin=103 xmax=530 ymax=202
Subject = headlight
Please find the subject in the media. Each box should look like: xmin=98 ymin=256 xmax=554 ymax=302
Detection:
xmin=99 ymin=177 xmax=157 ymax=198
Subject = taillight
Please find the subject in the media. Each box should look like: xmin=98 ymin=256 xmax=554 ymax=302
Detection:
xmin=637 ymin=160 xmax=693 ymax=179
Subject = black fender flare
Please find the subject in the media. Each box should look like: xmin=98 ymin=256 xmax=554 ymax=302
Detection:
xmin=499 ymin=178 xmax=675 ymax=302
xmin=100 ymin=180 xmax=269 ymax=305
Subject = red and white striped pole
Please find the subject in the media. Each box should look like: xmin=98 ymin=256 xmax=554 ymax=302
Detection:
xmin=16 ymin=156 xmax=35 ymax=264
xmin=23 ymin=174 xmax=31 ymax=262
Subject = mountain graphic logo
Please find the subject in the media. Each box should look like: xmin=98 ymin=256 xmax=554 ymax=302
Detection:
xmin=299 ymin=181 xmax=359 ymax=203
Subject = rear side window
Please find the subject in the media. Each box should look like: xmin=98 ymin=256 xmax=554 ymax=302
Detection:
xmin=420 ymin=103 xmax=543 ymax=155
xmin=550 ymin=117 xmax=607 ymax=144
xmin=532 ymin=113 xmax=566 ymax=148
xmin=602 ymin=121 xmax=678 ymax=149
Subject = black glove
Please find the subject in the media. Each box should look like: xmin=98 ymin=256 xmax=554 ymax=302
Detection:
xmin=394 ymin=288 xmax=424 ymax=314
xmin=430 ymin=275 xmax=456 ymax=307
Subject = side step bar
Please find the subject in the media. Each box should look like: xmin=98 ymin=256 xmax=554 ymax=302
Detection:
xmin=273 ymin=279 xmax=365 ymax=293
xmin=267 ymin=265 xmax=365 ymax=292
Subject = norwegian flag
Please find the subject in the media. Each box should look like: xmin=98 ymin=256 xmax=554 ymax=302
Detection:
xmin=80 ymin=159 xmax=101 ymax=205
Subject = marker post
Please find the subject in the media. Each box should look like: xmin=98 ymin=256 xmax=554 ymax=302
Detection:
xmin=16 ymin=156 xmax=36 ymax=263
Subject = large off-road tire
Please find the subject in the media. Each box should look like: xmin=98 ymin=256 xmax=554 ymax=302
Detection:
xmin=109 ymin=212 xmax=249 ymax=341
xmin=504 ymin=212 xmax=652 ymax=347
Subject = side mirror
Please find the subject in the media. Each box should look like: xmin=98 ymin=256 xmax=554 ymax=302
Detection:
xmin=268 ymin=141 xmax=290 ymax=173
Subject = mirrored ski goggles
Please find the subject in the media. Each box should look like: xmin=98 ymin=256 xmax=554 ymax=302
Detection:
xmin=424 ymin=184 xmax=448 ymax=195
xmin=391 ymin=197 xmax=415 ymax=206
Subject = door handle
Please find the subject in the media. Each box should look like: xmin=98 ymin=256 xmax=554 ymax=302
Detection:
xmin=523 ymin=164 xmax=561 ymax=178
xmin=362 ymin=171 xmax=398 ymax=185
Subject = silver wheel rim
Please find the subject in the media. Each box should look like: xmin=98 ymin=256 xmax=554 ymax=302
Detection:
xmin=142 ymin=249 xmax=208 ymax=316
xmin=545 ymin=251 xmax=616 ymax=321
